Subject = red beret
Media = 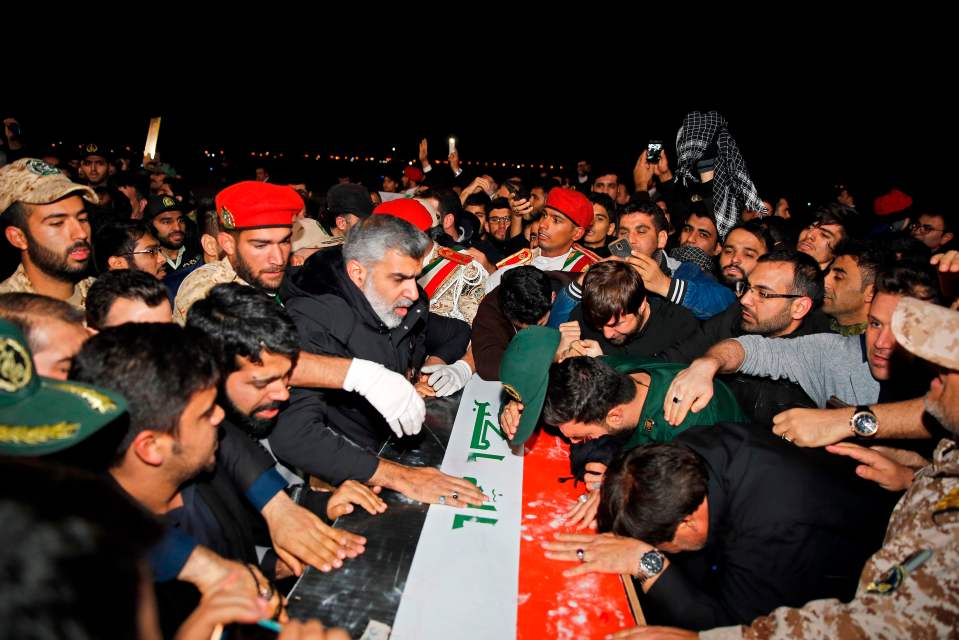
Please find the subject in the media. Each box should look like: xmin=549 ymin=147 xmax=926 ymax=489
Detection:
xmin=404 ymin=166 xmax=425 ymax=183
xmin=215 ymin=181 xmax=302 ymax=230
xmin=873 ymin=188 xmax=913 ymax=217
xmin=545 ymin=187 xmax=594 ymax=229
xmin=373 ymin=198 xmax=435 ymax=231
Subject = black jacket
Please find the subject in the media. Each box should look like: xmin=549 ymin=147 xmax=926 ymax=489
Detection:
xmin=571 ymin=296 xmax=700 ymax=359
xmin=271 ymin=247 xmax=470 ymax=484
xmin=656 ymin=304 xmax=833 ymax=424
xmin=641 ymin=422 xmax=899 ymax=630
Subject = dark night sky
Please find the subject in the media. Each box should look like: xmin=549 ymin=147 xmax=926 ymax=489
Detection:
xmin=6 ymin=51 xmax=950 ymax=212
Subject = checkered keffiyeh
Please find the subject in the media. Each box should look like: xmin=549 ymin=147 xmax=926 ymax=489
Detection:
xmin=674 ymin=111 xmax=767 ymax=240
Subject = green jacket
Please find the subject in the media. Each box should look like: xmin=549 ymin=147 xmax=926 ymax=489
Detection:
xmin=601 ymin=355 xmax=746 ymax=449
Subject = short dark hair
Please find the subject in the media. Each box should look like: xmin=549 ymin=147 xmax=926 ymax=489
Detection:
xmin=499 ymin=267 xmax=553 ymax=325
xmin=0 ymin=293 xmax=85 ymax=350
xmin=70 ymin=323 xmax=221 ymax=462
xmin=597 ymin=444 xmax=708 ymax=545
xmin=875 ymin=263 xmax=944 ymax=305
xmin=542 ymin=357 xmax=636 ymax=427
xmin=464 ymin=192 xmax=492 ymax=212
xmin=489 ymin=197 xmax=511 ymax=212
xmin=588 ymin=192 xmax=615 ymax=216
xmin=1 ymin=201 xmax=30 ymax=231
xmin=111 ymin=170 xmax=149 ymax=199
xmin=92 ymin=220 xmax=152 ymax=273
xmin=0 ymin=459 xmax=163 ymax=640
xmin=582 ymin=261 xmax=647 ymax=330
xmin=756 ymin=249 xmax=825 ymax=307
xmin=833 ymin=239 xmax=893 ymax=290
xmin=810 ymin=203 xmax=860 ymax=241
xmin=621 ymin=201 xmax=668 ymax=234
xmin=187 ymin=283 xmax=300 ymax=374
xmin=725 ymin=220 xmax=774 ymax=253
xmin=85 ymin=270 xmax=170 ymax=331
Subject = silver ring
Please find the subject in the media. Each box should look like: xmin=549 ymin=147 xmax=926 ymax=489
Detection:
xmin=438 ymin=495 xmax=446 ymax=505
xmin=451 ymin=491 xmax=459 ymax=500
xmin=576 ymin=548 xmax=585 ymax=562
xmin=782 ymin=433 xmax=793 ymax=443
xmin=578 ymin=493 xmax=589 ymax=503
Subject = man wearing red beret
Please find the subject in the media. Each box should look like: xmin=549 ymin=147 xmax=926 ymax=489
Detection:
xmin=484 ymin=187 xmax=600 ymax=291
xmin=174 ymin=181 xmax=302 ymax=322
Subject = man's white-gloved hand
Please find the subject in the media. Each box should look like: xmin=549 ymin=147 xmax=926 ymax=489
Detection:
xmin=420 ymin=360 xmax=473 ymax=397
xmin=342 ymin=358 xmax=425 ymax=437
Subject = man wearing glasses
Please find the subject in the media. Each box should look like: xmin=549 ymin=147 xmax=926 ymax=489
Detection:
xmin=93 ymin=220 xmax=168 ymax=279
xmin=910 ymin=212 xmax=955 ymax=253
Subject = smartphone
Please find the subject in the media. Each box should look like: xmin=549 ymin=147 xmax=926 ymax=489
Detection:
xmin=647 ymin=140 xmax=663 ymax=164
xmin=609 ymin=238 xmax=633 ymax=258
xmin=503 ymin=181 xmax=519 ymax=197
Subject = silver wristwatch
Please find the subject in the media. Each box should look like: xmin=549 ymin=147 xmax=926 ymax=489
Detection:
xmin=850 ymin=405 xmax=879 ymax=438
xmin=636 ymin=548 xmax=666 ymax=584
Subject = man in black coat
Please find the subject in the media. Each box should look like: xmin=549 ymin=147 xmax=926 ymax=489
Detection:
xmin=542 ymin=422 xmax=900 ymax=631
xmin=274 ymin=213 xmax=484 ymax=508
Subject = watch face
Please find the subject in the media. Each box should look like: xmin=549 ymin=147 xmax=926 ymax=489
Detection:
xmin=854 ymin=412 xmax=879 ymax=436
xmin=641 ymin=550 xmax=665 ymax=576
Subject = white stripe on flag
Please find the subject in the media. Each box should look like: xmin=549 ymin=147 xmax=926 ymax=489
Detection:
xmin=391 ymin=376 xmax=522 ymax=640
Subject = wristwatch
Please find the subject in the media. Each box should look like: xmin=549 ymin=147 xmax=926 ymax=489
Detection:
xmin=635 ymin=548 xmax=666 ymax=584
xmin=850 ymin=405 xmax=879 ymax=438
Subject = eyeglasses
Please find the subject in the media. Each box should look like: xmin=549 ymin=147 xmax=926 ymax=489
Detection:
xmin=909 ymin=222 xmax=944 ymax=234
xmin=129 ymin=246 xmax=163 ymax=256
xmin=488 ymin=216 xmax=511 ymax=225
xmin=736 ymin=282 xmax=805 ymax=301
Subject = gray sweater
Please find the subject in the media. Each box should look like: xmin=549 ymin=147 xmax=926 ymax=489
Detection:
xmin=734 ymin=333 xmax=879 ymax=408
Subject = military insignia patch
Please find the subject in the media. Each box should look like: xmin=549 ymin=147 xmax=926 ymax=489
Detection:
xmin=25 ymin=159 xmax=60 ymax=177
xmin=0 ymin=337 xmax=33 ymax=393
xmin=220 ymin=206 xmax=236 ymax=229
xmin=85 ymin=143 xmax=99 ymax=154
xmin=865 ymin=549 xmax=933 ymax=595
xmin=933 ymin=488 xmax=959 ymax=522
xmin=644 ymin=418 xmax=655 ymax=432
xmin=162 ymin=196 xmax=177 ymax=208
xmin=502 ymin=384 xmax=522 ymax=402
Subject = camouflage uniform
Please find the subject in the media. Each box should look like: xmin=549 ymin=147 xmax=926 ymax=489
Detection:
xmin=0 ymin=264 xmax=94 ymax=310
xmin=704 ymin=296 xmax=959 ymax=639
xmin=172 ymin=257 xmax=248 ymax=324
xmin=701 ymin=438 xmax=958 ymax=639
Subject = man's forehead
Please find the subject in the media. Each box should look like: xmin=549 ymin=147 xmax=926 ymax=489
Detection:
xmin=725 ymin=229 xmax=763 ymax=249
xmin=687 ymin=213 xmax=717 ymax=231
xmin=870 ymin=292 xmax=902 ymax=321
xmin=234 ymin=351 xmax=293 ymax=375
xmin=620 ymin=212 xmax=653 ymax=227
xmin=750 ymin=262 xmax=792 ymax=287
xmin=240 ymin=228 xmax=293 ymax=242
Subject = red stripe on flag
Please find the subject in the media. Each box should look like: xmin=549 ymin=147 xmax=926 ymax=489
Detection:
xmin=422 ymin=260 xmax=460 ymax=297
xmin=517 ymin=430 xmax=634 ymax=639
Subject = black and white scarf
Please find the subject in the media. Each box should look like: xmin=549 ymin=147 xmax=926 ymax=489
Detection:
xmin=674 ymin=111 xmax=766 ymax=239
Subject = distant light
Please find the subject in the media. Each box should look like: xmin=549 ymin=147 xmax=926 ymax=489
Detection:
xmin=392 ymin=147 xmax=396 ymax=152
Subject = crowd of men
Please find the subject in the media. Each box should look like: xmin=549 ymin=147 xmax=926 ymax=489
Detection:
xmin=0 ymin=112 xmax=957 ymax=638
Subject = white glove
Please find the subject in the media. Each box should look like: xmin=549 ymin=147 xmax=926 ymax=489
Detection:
xmin=420 ymin=360 xmax=473 ymax=397
xmin=343 ymin=358 xmax=425 ymax=437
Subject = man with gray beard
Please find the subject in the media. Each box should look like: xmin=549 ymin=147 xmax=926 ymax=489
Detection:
xmin=275 ymin=213 xmax=481 ymax=507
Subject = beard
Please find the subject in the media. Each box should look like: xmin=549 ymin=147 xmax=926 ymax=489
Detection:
xmin=156 ymin=229 xmax=185 ymax=250
xmin=740 ymin=304 xmax=793 ymax=336
xmin=363 ymin=277 xmax=414 ymax=329
xmin=234 ymin=250 xmax=285 ymax=294
xmin=925 ymin=393 xmax=958 ymax=435
xmin=721 ymin=265 xmax=746 ymax=287
xmin=25 ymin=230 xmax=90 ymax=283
xmin=220 ymin=390 xmax=282 ymax=438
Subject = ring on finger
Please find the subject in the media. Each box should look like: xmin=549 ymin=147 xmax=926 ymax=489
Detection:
xmin=578 ymin=493 xmax=589 ymax=503
xmin=438 ymin=495 xmax=447 ymax=505
xmin=452 ymin=491 xmax=459 ymax=500
xmin=576 ymin=548 xmax=586 ymax=562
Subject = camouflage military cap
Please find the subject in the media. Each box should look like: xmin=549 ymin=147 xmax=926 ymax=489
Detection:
xmin=892 ymin=297 xmax=959 ymax=371
xmin=0 ymin=158 xmax=98 ymax=213
xmin=292 ymin=218 xmax=342 ymax=252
